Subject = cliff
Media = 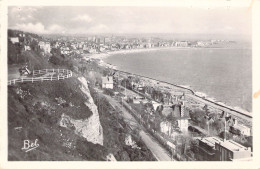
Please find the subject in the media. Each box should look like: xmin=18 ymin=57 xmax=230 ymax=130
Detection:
xmin=60 ymin=77 xmax=103 ymax=145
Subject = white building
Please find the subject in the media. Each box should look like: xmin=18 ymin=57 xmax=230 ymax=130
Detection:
xmin=102 ymin=76 xmax=113 ymax=89
xmin=151 ymin=101 xmax=161 ymax=111
xmin=24 ymin=45 xmax=31 ymax=51
xmin=9 ymin=37 xmax=19 ymax=44
xmin=160 ymin=121 xmax=172 ymax=136
xmin=39 ymin=41 xmax=51 ymax=53
xmin=230 ymin=124 xmax=251 ymax=136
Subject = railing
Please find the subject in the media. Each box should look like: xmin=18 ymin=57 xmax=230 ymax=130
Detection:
xmin=8 ymin=69 xmax=73 ymax=86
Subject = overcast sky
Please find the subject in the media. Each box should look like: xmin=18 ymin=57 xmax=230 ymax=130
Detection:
xmin=8 ymin=6 xmax=251 ymax=37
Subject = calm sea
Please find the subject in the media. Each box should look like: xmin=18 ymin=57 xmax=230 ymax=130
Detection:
xmin=104 ymin=46 xmax=252 ymax=112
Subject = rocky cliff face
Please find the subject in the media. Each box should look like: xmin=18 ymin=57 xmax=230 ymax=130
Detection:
xmin=60 ymin=77 xmax=103 ymax=145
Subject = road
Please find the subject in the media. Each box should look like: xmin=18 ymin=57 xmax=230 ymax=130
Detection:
xmin=96 ymin=88 xmax=173 ymax=161
xmin=186 ymin=94 xmax=252 ymax=125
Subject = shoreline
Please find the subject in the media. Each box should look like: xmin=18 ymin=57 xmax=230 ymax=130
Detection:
xmin=83 ymin=45 xmax=248 ymax=60
xmin=82 ymin=47 xmax=251 ymax=116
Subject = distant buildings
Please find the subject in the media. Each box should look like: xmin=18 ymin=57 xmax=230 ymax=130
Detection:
xmin=102 ymin=76 xmax=113 ymax=89
xmin=175 ymin=41 xmax=188 ymax=47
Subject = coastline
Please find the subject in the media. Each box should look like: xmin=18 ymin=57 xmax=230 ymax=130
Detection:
xmin=83 ymin=45 xmax=250 ymax=60
xmin=82 ymin=47 xmax=251 ymax=116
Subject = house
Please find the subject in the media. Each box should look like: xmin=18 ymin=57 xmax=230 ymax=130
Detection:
xmin=160 ymin=120 xmax=172 ymax=136
xmin=39 ymin=41 xmax=51 ymax=53
xmin=172 ymin=104 xmax=190 ymax=133
xmin=151 ymin=101 xmax=161 ymax=111
xmin=229 ymin=124 xmax=251 ymax=136
xmin=215 ymin=139 xmax=252 ymax=161
xmin=9 ymin=37 xmax=19 ymax=44
xmin=102 ymin=76 xmax=113 ymax=89
xmin=24 ymin=45 xmax=31 ymax=51
xmin=161 ymin=103 xmax=190 ymax=133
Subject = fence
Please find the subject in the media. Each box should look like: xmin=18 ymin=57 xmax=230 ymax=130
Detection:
xmin=8 ymin=69 xmax=73 ymax=86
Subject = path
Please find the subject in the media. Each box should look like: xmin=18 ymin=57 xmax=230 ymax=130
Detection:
xmin=96 ymin=88 xmax=173 ymax=161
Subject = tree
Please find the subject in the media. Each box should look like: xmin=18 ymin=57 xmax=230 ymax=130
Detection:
xmin=30 ymin=39 xmax=39 ymax=51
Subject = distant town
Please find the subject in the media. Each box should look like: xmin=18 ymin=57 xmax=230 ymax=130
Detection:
xmin=8 ymin=29 xmax=235 ymax=58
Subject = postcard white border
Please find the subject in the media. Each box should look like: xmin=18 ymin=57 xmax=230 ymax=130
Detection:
xmin=1 ymin=0 xmax=260 ymax=169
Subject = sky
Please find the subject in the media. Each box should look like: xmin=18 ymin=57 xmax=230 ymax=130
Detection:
xmin=8 ymin=6 xmax=251 ymax=38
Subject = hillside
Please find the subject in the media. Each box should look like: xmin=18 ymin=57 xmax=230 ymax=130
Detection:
xmin=8 ymin=29 xmax=156 ymax=161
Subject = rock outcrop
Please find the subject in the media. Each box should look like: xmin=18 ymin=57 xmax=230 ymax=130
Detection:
xmin=60 ymin=77 xmax=103 ymax=145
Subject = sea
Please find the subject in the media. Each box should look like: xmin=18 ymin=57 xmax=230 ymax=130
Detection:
xmin=104 ymin=44 xmax=252 ymax=112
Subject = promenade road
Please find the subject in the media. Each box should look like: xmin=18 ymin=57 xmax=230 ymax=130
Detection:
xmin=186 ymin=94 xmax=252 ymax=124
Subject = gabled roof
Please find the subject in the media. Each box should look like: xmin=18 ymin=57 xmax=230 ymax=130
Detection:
xmin=172 ymin=104 xmax=190 ymax=119
xmin=161 ymin=104 xmax=190 ymax=120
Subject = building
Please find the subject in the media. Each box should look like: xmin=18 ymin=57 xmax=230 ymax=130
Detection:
xmin=172 ymin=104 xmax=190 ymax=133
xmin=9 ymin=37 xmax=19 ymax=44
xmin=24 ymin=45 xmax=31 ymax=51
xmin=102 ymin=76 xmax=113 ymax=89
xmin=39 ymin=41 xmax=51 ymax=53
xmin=175 ymin=41 xmax=188 ymax=47
xmin=229 ymin=124 xmax=251 ymax=136
xmin=196 ymin=137 xmax=252 ymax=161
xmin=151 ymin=101 xmax=161 ymax=111
xmin=160 ymin=120 xmax=172 ymax=136
xmin=161 ymin=103 xmax=190 ymax=133
xmin=196 ymin=137 xmax=222 ymax=161
xmin=215 ymin=139 xmax=252 ymax=161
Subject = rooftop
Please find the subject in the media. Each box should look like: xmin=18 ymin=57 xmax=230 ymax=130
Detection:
xmin=217 ymin=140 xmax=251 ymax=152
xmin=232 ymin=124 xmax=250 ymax=131
xmin=199 ymin=137 xmax=223 ymax=148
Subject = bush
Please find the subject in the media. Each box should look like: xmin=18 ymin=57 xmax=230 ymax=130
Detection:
xmin=103 ymin=88 xmax=115 ymax=96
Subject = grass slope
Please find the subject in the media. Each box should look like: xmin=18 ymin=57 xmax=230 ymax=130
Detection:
xmin=8 ymin=77 xmax=108 ymax=161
